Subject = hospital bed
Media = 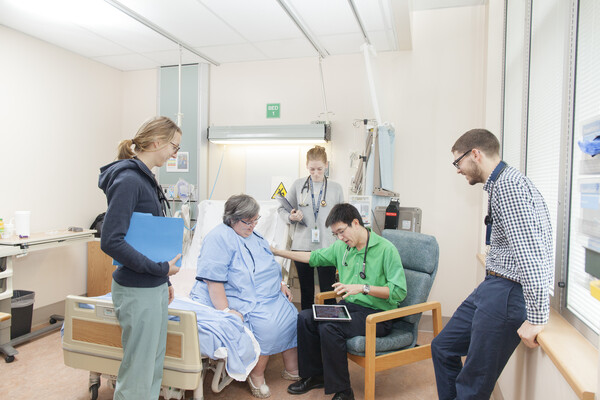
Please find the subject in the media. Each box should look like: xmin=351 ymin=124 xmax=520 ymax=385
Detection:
xmin=62 ymin=199 xmax=290 ymax=400
xmin=63 ymin=295 xmax=206 ymax=400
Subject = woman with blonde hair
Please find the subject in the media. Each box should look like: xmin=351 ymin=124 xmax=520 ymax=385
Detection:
xmin=98 ymin=116 xmax=183 ymax=399
xmin=279 ymin=145 xmax=344 ymax=310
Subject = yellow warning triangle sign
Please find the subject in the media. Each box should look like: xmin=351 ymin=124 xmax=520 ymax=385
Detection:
xmin=271 ymin=182 xmax=287 ymax=199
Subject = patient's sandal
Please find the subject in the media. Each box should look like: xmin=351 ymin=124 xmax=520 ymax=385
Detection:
xmin=281 ymin=369 xmax=301 ymax=381
xmin=247 ymin=376 xmax=271 ymax=398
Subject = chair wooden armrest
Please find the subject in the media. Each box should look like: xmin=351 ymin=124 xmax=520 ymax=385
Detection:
xmin=365 ymin=301 xmax=443 ymax=335
xmin=360 ymin=300 xmax=442 ymax=382
xmin=315 ymin=290 xmax=339 ymax=304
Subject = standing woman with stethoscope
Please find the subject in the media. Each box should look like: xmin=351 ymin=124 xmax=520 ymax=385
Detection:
xmin=279 ymin=146 xmax=344 ymax=310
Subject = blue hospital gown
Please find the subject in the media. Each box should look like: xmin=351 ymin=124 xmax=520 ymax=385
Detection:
xmin=190 ymin=223 xmax=298 ymax=355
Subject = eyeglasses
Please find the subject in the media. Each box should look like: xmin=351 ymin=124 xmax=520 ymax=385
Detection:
xmin=452 ymin=149 xmax=472 ymax=169
xmin=239 ymin=216 xmax=261 ymax=226
xmin=332 ymin=225 xmax=350 ymax=238
xmin=170 ymin=142 xmax=181 ymax=153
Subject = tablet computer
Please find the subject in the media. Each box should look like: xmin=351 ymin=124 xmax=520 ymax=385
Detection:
xmin=312 ymin=304 xmax=352 ymax=322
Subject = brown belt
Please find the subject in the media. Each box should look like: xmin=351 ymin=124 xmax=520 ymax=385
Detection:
xmin=486 ymin=270 xmax=519 ymax=284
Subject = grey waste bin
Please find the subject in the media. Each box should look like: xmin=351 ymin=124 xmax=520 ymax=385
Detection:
xmin=10 ymin=290 xmax=35 ymax=339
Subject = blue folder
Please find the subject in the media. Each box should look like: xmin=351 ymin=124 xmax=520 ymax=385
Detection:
xmin=113 ymin=212 xmax=184 ymax=267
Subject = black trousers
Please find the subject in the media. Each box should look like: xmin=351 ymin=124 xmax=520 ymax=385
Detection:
xmin=297 ymin=300 xmax=393 ymax=394
xmin=294 ymin=260 xmax=336 ymax=310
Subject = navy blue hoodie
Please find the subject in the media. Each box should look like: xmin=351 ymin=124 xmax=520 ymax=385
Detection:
xmin=98 ymin=158 xmax=170 ymax=288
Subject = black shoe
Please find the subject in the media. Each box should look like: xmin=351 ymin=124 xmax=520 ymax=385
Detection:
xmin=332 ymin=388 xmax=354 ymax=400
xmin=287 ymin=375 xmax=325 ymax=395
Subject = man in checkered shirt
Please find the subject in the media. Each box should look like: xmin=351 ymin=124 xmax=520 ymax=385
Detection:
xmin=431 ymin=129 xmax=554 ymax=400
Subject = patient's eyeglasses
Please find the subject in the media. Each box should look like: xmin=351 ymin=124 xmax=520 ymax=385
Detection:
xmin=452 ymin=149 xmax=472 ymax=169
xmin=332 ymin=225 xmax=350 ymax=238
xmin=170 ymin=142 xmax=181 ymax=153
xmin=240 ymin=216 xmax=261 ymax=226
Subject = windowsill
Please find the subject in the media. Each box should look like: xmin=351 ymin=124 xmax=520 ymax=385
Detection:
xmin=477 ymin=254 xmax=598 ymax=400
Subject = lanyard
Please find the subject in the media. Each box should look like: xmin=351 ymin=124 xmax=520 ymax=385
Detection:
xmin=342 ymin=230 xmax=370 ymax=279
xmin=309 ymin=177 xmax=326 ymax=222
xmin=485 ymin=161 xmax=508 ymax=245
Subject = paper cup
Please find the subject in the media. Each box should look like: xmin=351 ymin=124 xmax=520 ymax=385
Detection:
xmin=14 ymin=211 xmax=31 ymax=237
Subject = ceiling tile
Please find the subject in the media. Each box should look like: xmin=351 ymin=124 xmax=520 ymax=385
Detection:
xmin=0 ymin=0 xmax=429 ymax=66
xmin=201 ymin=0 xmax=302 ymax=42
xmin=254 ymin=38 xmax=318 ymax=60
xmin=0 ymin=1 xmax=131 ymax=57
xmin=84 ymin=12 xmax=178 ymax=53
xmin=116 ymin=0 xmax=246 ymax=47
xmin=196 ymin=43 xmax=268 ymax=63
xmin=353 ymin=0 xmax=392 ymax=30
xmin=288 ymin=0 xmax=358 ymax=36
xmin=318 ymin=33 xmax=366 ymax=55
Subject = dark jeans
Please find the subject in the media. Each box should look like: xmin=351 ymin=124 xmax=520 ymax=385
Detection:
xmin=431 ymin=275 xmax=526 ymax=400
xmin=297 ymin=300 xmax=393 ymax=394
xmin=294 ymin=260 xmax=336 ymax=310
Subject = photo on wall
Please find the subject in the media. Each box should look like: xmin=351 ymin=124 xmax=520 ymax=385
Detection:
xmin=167 ymin=152 xmax=189 ymax=172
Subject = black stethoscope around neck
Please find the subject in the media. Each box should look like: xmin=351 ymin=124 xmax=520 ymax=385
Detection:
xmin=299 ymin=176 xmax=328 ymax=207
xmin=484 ymin=161 xmax=508 ymax=245
xmin=342 ymin=230 xmax=370 ymax=279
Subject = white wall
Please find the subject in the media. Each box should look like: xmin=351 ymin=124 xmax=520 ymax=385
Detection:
xmin=208 ymin=5 xmax=487 ymax=316
xmin=498 ymin=344 xmax=580 ymax=400
xmin=0 ymin=26 xmax=156 ymax=310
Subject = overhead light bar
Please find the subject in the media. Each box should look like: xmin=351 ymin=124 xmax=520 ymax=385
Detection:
xmin=347 ymin=0 xmax=371 ymax=45
xmin=104 ymin=0 xmax=220 ymax=66
xmin=276 ymin=0 xmax=329 ymax=59
xmin=208 ymin=124 xmax=331 ymax=145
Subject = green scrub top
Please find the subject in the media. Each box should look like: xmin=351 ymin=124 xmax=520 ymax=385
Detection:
xmin=309 ymin=231 xmax=407 ymax=311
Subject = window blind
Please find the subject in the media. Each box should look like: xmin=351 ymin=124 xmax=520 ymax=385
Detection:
xmin=526 ymin=0 xmax=568 ymax=296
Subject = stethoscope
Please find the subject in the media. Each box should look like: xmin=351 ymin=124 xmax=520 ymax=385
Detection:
xmin=342 ymin=230 xmax=370 ymax=279
xmin=298 ymin=176 xmax=328 ymax=207
xmin=156 ymin=182 xmax=172 ymax=217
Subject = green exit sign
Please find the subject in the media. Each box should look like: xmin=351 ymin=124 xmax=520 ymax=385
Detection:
xmin=267 ymin=103 xmax=280 ymax=118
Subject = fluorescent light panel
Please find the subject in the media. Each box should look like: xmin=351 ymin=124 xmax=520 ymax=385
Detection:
xmin=208 ymin=124 xmax=330 ymax=144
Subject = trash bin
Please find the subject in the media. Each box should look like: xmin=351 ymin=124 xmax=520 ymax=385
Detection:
xmin=10 ymin=290 xmax=35 ymax=339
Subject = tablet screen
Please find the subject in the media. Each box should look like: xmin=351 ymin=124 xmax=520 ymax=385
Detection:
xmin=312 ymin=304 xmax=352 ymax=321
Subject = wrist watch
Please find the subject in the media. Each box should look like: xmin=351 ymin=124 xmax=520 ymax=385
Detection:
xmin=362 ymin=284 xmax=371 ymax=295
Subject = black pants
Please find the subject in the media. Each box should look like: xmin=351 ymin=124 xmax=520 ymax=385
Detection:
xmin=297 ymin=300 xmax=393 ymax=394
xmin=294 ymin=261 xmax=336 ymax=310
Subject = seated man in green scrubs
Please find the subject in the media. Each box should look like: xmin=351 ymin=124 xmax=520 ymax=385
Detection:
xmin=272 ymin=203 xmax=407 ymax=400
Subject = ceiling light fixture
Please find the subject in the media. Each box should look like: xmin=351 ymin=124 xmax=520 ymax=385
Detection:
xmin=104 ymin=0 xmax=220 ymax=66
xmin=208 ymin=124 xmax=331 ymax=145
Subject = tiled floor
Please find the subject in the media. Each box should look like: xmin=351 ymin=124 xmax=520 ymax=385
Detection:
xmin=0 ymin=326 xmax=437 ymax=399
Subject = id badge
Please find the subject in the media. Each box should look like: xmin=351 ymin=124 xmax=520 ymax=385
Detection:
xmin=311 ymin=227 xmax=320 ymax=243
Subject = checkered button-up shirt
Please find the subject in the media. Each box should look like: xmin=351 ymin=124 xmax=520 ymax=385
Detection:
xmin=484 ymin=164 xmax=554 ymax=325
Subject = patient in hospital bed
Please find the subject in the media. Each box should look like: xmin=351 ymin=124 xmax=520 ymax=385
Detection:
xmin=190 ymin=194 xmax=299 ymax=398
